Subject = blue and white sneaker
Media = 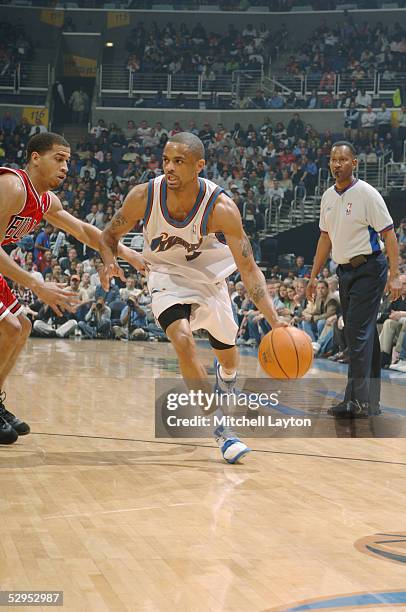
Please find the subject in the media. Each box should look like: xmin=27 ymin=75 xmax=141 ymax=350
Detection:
xmin=213 ymin=359 xmax=251 ymax=463
xmin=214 ymin=425 xmax=251 ymax=464
xmin=214 ymin=358 xmax=237 ymax=394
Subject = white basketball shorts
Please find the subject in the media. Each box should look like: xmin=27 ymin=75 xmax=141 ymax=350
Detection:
xmin=147 ymin=271 xmax=238 ymax=346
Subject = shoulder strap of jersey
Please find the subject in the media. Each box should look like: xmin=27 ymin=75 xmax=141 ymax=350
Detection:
xmin=143 ymin=177 xmax=159 ymax=228
xmin=43 ymin=191 xmax=52 ymax=215
xmin=200 ymin=185 xmax=224 ymax=236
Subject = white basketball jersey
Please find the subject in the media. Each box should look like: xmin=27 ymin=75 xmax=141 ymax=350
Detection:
xmin=143 ymin=175 xmax=236 ymax=284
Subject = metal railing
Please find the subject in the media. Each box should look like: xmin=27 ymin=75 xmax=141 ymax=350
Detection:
xmin=100 ymin=65 xmax=247 ymax=100
xmin=385 ymin=162 xmax=406 ymax=191
xmin=268 ymin=71 xmax=405 ymax=99
xmin=0 ymin=62 xmax=50 ymax=93
xmin=317 ymin=168 xmax=332 ymax=193
xmin=100 ymin=65 xmax=131 ymax=94
xmin=355 ymin=150 xmax=392 ymax=190
xmin=232 ymin=69 xmax=263 ymax=102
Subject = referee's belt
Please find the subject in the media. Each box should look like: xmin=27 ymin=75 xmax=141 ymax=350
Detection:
xmin=339 ymin=251 xmax=382 ymax=271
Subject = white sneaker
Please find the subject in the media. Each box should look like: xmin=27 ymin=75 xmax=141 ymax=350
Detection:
xmin=389 ymin=359 xmax=406 ymax=372
xmin=312 ymin=341 xmax=321 ymax=355
xmin=214 ymin=426 xmax=251 ymax=464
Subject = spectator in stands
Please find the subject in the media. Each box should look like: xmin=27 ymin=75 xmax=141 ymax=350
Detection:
xmin=379 ymin=274 xmax=406 ymax=368
xmin=90 ymin=119 xmax=108 ymax=140
xmin=78 ymin=296 xmax=111 ymax=339
xmin=360 ymin=105 xmax=377 ymax=140
xmin=113 ymin=294 xmax=147 ymax=341
xmin=389 ymin=319 xmax=406 ymax=372
xmin=69 ymin=88 xmax=89 ymax=125
xmin=301 ymin=156 xmax=318 ymax=194
xmin=321 ymin=89 xmax=335 ymax=109
xmin=95 ymin=278 xmax=120 ymax=305
xmin=60 ymin=246 xmax=79 ymax=275
xmin=79 ymin=159 xmax=96 ymax=180
xmin=268 ymin=180 xmax=285 ymax=206
xmin=287 ymin=113 xmax=305 ymax=142
xmin=397 ymin=218 xmax=406 ymax=254
xmin=305 ymin=89 xmax=320 ymax=109
xmin=79 ymin=271 xmax=95 ymax=298
xmin=301 ymin=280 xmax=339 ymax=343
xmin=376 ymin=102 xmax=392 ymax=138
xmin=249 ymin=90 xmax=267 ymax=109
xmin=355 ymin=88 xmax=372 ymax=108
xmin=295 ymin=255 xmax=310 ymax=278
xmin=119 ymin=276 xmax=140 ymax=302
xmin=291 ymin=278 xmax=308 ymax=325
xmin=344 ymin=102 xmax=360 ymax=141
xmin=10 ymin=235 xmax=34 ymax=268
xmin=1 ymin=111 xmax=16 ymax=134
xmin=86 ymin=203 xmax=105 ymax=230
xmin=33 ymin=303 xmax=78 ymax=339
xmin=269 ymin=90 xmax=285 ymax=109
xmin=34 ymin=224 xmax=53 ymax=267
xmin=319 ymin=70 xmax=335 ymax=91
xmin=29 ymin=117 xmax=47 ymax=136
xmin=273 ymin=284 xmax=294 ymax=324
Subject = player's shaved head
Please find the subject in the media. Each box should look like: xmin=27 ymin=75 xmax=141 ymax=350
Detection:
xmin=168 ymin=132 xmax=205 ymax=160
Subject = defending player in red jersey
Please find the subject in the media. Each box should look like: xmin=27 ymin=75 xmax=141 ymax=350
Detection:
xmin=0 ymin=132 xmax=145 ymax=445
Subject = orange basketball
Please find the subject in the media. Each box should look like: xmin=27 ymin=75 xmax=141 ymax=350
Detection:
xmin=258 ymin=327 xmax=313 ymax=379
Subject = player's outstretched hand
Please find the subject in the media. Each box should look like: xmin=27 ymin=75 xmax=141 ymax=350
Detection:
xmin=125 ymin=250 xmax=148 ymax=275
xmin=306 ymin=278 xmax=317 ymax=302
xmin=36 ymin=282 xmax=80 ymax=317
xmin=99 ymin=260 xmax=126 ymax=290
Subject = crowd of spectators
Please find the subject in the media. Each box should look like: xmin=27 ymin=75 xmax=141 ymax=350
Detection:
xmin=1 ymin=112 xmax=406 ymax=363
xmin=285 ymin=18 xmax=406 ymax=80
xmin=105 ymin=16 xmax=406 ymax=113
xmin=123 ymin=20 xmax=286 ymax=79
xmin=275 ymin=17 xmax=406 ymax=115
xmin=0 ymin=20 xmax=33 ymax=78
xmin=240 ymin=17 xmax=406 ymax=112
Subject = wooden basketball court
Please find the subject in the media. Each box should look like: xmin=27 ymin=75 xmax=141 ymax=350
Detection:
xmin=1 ymin=338 xmax=405 ymax=611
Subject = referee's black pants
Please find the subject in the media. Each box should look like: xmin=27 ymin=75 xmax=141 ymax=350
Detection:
xmin=337 ymin=253 xmax=387 ymax=407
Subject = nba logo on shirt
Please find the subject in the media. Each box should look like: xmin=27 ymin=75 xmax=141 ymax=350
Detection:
xmin=346 ymin=202 xmax=352 ymax=215
xmin=192 ymin=223 xmax=197 ymax=235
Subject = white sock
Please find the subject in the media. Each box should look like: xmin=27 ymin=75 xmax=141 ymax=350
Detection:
xmin=219 ymin=365 xmax=237 ymax=381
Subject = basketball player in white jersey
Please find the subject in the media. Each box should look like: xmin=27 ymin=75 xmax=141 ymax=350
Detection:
xmin=99 ymin=132 xmax=287 ymax=463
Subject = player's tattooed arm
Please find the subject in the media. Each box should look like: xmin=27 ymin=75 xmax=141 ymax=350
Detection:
xmin=241 ymin=233 xmax=253 ymax=258
xmin=107 ymin=212 xmax=131 ymax=255
xmin=110 ymin=211 xmax=130 ymax=233
xmin=209 ymin=194 xmax=287 ymax=329
xmin=98 ymin=183 xmax=149 ymax=289
xmin=100 ymin=183 xmax=148 ymax=259
xmin=247 ymin=283 xmax=266 ymax=304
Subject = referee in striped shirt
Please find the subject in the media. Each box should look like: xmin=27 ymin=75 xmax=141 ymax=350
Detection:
xmin=307 ymin=141 xmax=401 ymax=418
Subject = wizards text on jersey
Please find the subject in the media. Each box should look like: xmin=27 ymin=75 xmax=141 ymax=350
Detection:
xmin=150 ymin=232 xmax=203 ymax=261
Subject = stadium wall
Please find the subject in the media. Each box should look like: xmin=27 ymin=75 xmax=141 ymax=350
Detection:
xmin=91 ymin=108 xmax=348 ymax=131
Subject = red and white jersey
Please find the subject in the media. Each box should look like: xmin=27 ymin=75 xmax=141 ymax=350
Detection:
xmin=0 ymin=167 xmax=52 ymax=246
